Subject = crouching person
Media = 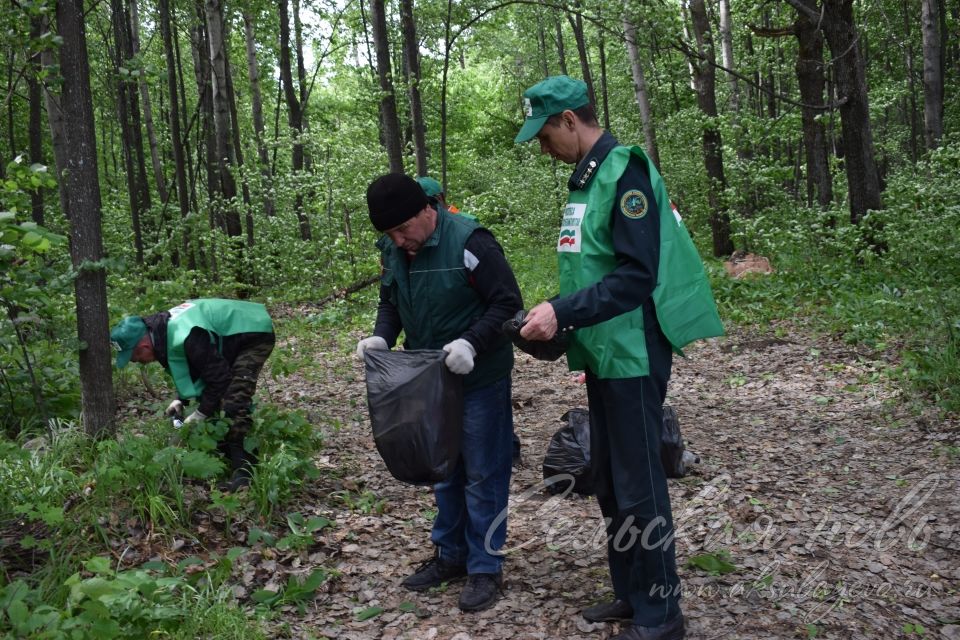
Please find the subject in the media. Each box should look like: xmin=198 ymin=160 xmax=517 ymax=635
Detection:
xmin=356 ymin=173 xmax=522 ymax=611
xmin=110 ymin=298 xmax=275 ymax=491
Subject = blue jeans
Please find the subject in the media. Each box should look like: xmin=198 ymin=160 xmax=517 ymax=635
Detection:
xmin=431 ymin=375 xmax=513 ymax=574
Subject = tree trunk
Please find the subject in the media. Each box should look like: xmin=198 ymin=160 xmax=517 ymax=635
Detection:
xmin=566 ymin=2 xmax=596 ymax=107
xmin=596 ymin=8 xmax=610 ymax=130
xmin=719 ymin=0 xmax=741 ymax=114
xmin=292 ymin=0 xmax=312 ymax=173
xmin=204 ymin=0 xmax=242 ymax=239
xmin=921 ymin=0 xmax=944 ymax=149
xmin=159 ymin=0 xmax=189 ymax=267
xmin=56 ymin=0 xmax=116 ymax=436
xmin=554 ymin=11 xmax=568 ymax=75
xmin=622 ymin=10 xmax=660 ymax=170
xmin=243 ymin=12 xmax=275 ymax=218
xmin=223 ymin=39 xmax=254 ymax=248
xmin=795 ymin=14 xmax=833 ymax=210
xmin=688 ymin=0 xmax=734 ymax=257
xmin=129 ymin=0 xmax=167 ymax=203
xmin=191 ymin=3 xmax=217 ymax=211
xmin=400 ymin=0 xmax=428 ymax=175
xmin=369 ymin=0 xmax=404 ymax=172
xmin=28 ymin=18 xmax=44 ymax=225
xmin=40 ymin=18 xmax=70 ymax=220
xmin=814 ymin=0 xmax=882 ymax=226
xmin=278 ymin=0 xmax=311 ymax=239
xmin=536 ymin=9 xmax=550 ymax=77
xmin=111 ymin=0 xmax=146 ymax=264
xmin=904 ymin=0 xmax=920 ymax=162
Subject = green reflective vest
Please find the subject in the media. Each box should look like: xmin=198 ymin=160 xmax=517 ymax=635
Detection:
xmin=166 ymin=299 xmax=274 ymax=398
xmin=558 ymin=145 xmax=724 ymax=378
xmin=378 ymin=211 xmax=513 ymax=390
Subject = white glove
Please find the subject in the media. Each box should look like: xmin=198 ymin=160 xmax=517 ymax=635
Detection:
xmin=443 ymin=339 xmax=476 ymax=375
xmin=184 ymin=410 xmax=207 ymax=424
xmin=165 ymin=399 xmax=184 ymax=417
xmin=356 ymin=336 xmax=388 ymax=360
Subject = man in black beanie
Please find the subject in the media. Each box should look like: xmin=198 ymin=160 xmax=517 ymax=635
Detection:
xmin=357 ymin=173 xmax=523 ymax=612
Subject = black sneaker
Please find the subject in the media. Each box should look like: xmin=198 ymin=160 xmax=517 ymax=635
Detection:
xmin=401 ymin=556 xmax=467 ymax=591
xmin=583 ymin=598 xmax=634 ymax=622
xmin=611 ymin=614 xmax=685 ymax=640
xmin=458 ymin=572 xmax=503 ymax=612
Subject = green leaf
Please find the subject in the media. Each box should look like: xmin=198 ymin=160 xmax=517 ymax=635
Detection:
xmin=180 ymin=450 xmax=224 ymax=479
xmin=83 ymin=556 xmax=113 ymax=575
xmin=686 ymin=552 xmax=737 ymax=575
xmin=251 ymin=589 xmax=279 ymax=604
xmin=226 ymin=547 xmax=247 ymax=562
xmin=398 ymin=601 xmax=416 ymax=612
xmin=6 ymin=599 xmax=29 ymax=626
xmin=356 ymin=606 xmax=383 ymax=621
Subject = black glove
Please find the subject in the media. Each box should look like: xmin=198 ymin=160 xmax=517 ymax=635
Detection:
xmin=501 ymin=309 xmax=571 ymax=362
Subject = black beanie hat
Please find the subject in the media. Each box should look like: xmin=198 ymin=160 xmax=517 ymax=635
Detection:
xmin=366 ymin=173 xmax=428 ymax=232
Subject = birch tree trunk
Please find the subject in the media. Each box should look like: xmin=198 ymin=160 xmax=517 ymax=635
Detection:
xmin=243 ymin=12 xmax=275 ymax=218
xmin=623 ymin=10 xmax=660 ymax=170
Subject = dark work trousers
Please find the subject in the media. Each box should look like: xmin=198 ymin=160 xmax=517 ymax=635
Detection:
xmin=585 ymin=321 xmax=680 ymax=627
xmin=222 ymin=337 xmax=275 ymax=443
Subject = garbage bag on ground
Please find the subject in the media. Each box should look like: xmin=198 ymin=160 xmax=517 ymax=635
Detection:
xmin=364 ymin=349 xmax=463 ymax=485
xmin=542 ymin=408 xmax=593 ymax=495
xmin=502 ymin=309 xmax=570 ymax=362
xmin=543 ymin=404 xmax=697 ymax=496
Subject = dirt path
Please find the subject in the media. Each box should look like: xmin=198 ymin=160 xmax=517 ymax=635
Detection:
xmin=267 ymin=324 xmax=960 ymax=640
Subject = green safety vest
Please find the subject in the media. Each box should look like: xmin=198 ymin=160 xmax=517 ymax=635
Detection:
xmin=558 ymin=145 xmax=724 ymax=378
xmin=166 ymin=299 xmax=274 ymax=398
xmin=378 ymin=210 xmax=513 ymax=390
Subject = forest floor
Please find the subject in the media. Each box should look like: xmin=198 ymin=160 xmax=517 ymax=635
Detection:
xmin=250 ymin=313 xmax=959 ymax=640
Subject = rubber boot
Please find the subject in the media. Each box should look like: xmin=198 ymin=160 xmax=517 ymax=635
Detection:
xmin=219 ymin=441 xmax=257 ymax=492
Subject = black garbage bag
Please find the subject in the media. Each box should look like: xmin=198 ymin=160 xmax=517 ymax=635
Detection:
xmin=542 ymin=405 xmax=694 ymax=496
xmin=502 ymin=309 xmax=570 ymax=362
xmin=542 ymin=408 xmax=593 ymax=495
xmin=364 ymin=349 xmax=463 ymax=485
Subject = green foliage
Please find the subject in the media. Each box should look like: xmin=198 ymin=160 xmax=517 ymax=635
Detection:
xmin=250 ymin=568 xmax=329 ymax=612
xmin=0 ymin=162 xmax=75 ymax=437
xmin=0 ymin=554 xmax=266 ymax=639
xmin=713 ymin=137 xmax=960 ymax=413
xmin=685 ymin=550 xmax=737 ymax=575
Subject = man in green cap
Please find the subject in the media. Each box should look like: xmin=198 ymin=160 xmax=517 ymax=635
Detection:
xmin=514 ymin=75 xmax=724 ymax=640
xmin=416 ymin=175 xmax=461 ymax=214
xmin=110 ymin=299 xmax=275 ymax=491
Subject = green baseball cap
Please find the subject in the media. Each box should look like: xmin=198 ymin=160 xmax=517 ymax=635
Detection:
xmin=109 ymin=316 xmax=147 ymax=368
xmin=416 ymin=176 xmax=443 ymax=197
xmin=514 ymin=75 xmax=590 ymax=144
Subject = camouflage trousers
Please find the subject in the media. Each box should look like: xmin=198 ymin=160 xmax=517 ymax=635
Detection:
xmin=222 ymin=337 xmax=275 ymax=441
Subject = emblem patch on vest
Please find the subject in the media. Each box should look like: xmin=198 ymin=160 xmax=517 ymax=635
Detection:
xmin=620 ymin=190 xmax=648 ymax=219
xmin=558 ymin=203 xmax=585 ymax=253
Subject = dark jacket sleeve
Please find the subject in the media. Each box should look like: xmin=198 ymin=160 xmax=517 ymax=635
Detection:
xmin=184 ymin=327 xmax=232 ymax=416
xmin=459 ymin=229 xmax=524 ymax=354
xmin=373 ymin=284 xmax=403 ymax=348
xmin=551 ymin=157 xmax=661 ymax=331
